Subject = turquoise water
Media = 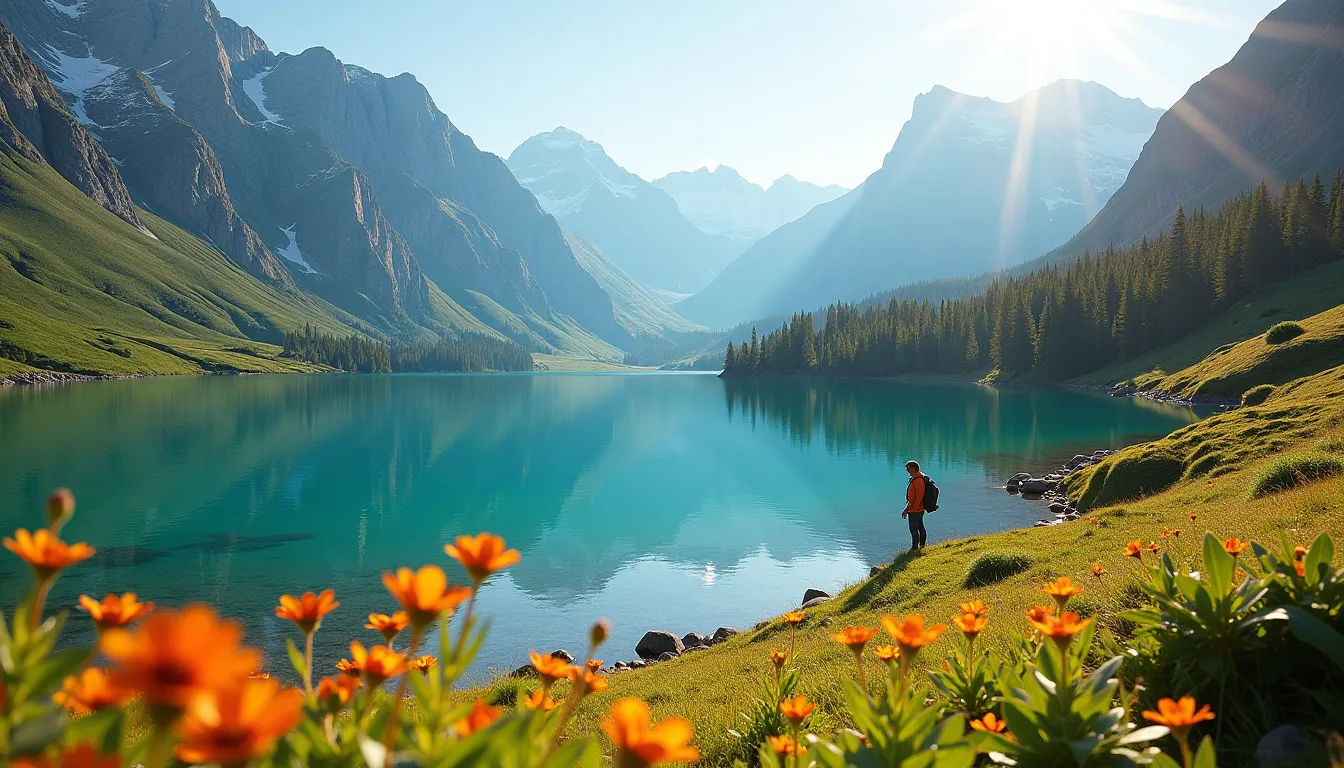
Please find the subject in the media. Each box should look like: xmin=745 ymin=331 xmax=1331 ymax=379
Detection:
xmin=0 ymin=373 xmax=1200 ymax=677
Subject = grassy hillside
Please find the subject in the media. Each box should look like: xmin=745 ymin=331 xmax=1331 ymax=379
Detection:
xmin=0 ymin=148 xmax=361 ymax=377
xmin=459 ymin=364 xmax=1344 ymax=766
xmin=1072 ymin=260 xmax=1344 ymax=388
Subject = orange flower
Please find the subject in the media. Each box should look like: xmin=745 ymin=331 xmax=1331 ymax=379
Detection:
xmin=455 ymin=698 xmax=502 ymax=737
xmin=587 ymin=658 xmax=604 ymax=673
xmin=953 ymin=612 xmax=988 ymax=640
xmin=1223 ymin=537 xmax=1249 ymax=556
xmin=603 ymin=697 xmax=699 ymax=765
xmin=349 ymin=642 xmax=407 ymax=686
xmin=779 ymin=695 xmax=814 ymax=726
xmin=873 ymin=644 xmax=899 ymax=664
xmin=4 ymin=528 xmax=94 ymax=581
xmin=768 ymin=735 xmax=800 ymax=756
xmin=1088 ymin=517 xmax=1100 ymax=525
xmin=830 ymin=625 xmax=878 ymax=651
xmin=445 ymin=533 xmax=521 ymax=586
xmin=1043 ymin=577 xmax=1084 ymax=611
xmin=175 ymin=678 xmax=303 ymax=765
xmin=783 ymin=611 xmax=805 ymax=625
xmin=1169 ymin=529 xmax=1183 ymax=538
xmin=410 ymin=655 xmax=438 ymax=674
xmin=1027 ymin=610 xmax=1092 ymax=649
xmin=248 ymin=671 xmax=271 ymax=680
xmin=1189 ymin=512 xmax=1198 ymax=521
xmin=1092 ymin=562 xmax=1106 ymax=579
xmin=1025 ymin=604 xmax=1054 ymax=625
xmin=881 ymin=614 xmax=947 ymax=657
xmin=381 ymin=566 xmax=472 ymax=628
xmin=1124 ymin=540 xmax=1144 ymax=559
xmin=316 ymin=674 xmax=361 ymax=709
xmin=1147 ymin=542 xmax=1161 ymax=553
xmin=959 ymin=599 xmax=990 ymax=617
xmin=529 ymin=650 xmax=573 ymax=684
xmin=571 ymin=667 xmax=609 ymax=694
xmin=365 ymin=611 xmax=409 ymax=643
xmin=969 ymin=712 xmax=1008 ymax=733
xmin=14 ymin=743 xmax=120 ymax=768
xmin=1294 ymin=560 xmax=1306 ymax=578
xmin=53 ymin=668 xmax=127 ymax=715
xmin=770 ymin=649 xmax=788 ymax=667
xmin=1142 ymin=696 xmax=1215 ymax=737
xmin=78 ymin=593 xmax=154 ymax=631
xmin=1293 ymin=546 xmax=1309 ymax=561
xmin=336 ymin=658 xmax=361 ymax=677
xmin=274 ymin=590 xmax=338 ymax=634
xmin=523 ymin=688 xmax=558 ymax=712
xmin=100 ymin=605 xmax=261 ymax=708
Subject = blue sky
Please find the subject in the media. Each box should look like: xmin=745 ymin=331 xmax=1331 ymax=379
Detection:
xmin=213 ymin=0 xmax=1282 ymax=188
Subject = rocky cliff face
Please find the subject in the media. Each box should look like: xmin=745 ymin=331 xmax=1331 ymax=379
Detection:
xmin=0 ymin=0 xmax=638 ymax=348
xmin=1057 ymin=0 xmax=1344 ymax=256
xmin=0 ymin=20 xmax=141 ymax=229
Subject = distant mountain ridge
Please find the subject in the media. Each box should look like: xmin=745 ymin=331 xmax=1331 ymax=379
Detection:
xmin=0 ymin=0 xmax=699 ymax=362
xmin=507 ymin=127 xmax=744 ymax=294
xmin=652 ymin=165 xmax=848 ymax=243
xmin=677 ymin=79 xmax=1163 ymax=329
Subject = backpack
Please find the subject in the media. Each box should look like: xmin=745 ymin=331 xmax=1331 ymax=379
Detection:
xmin=922 ymin=476 xmax=940 ymax=512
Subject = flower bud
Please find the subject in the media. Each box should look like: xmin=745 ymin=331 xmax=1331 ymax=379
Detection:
xmin=590 ymin=618 xmax=610 ymax=649
xmin=46 ymin=489 xmax=75 ymax=531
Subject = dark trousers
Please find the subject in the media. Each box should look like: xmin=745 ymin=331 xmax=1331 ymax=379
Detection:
xmin=907 ymin=512 xmax=927 ymax=548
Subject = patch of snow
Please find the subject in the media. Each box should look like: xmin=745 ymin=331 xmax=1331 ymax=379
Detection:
xmin=276 ymin=224 xmax=316 ymax=273
xmin=343 ymin=64 xmax=373 ymax=83
xmin=42 ymin=45 xmax=121 ymax=127
xmin=241 ymin=68 xmax=283 ymax=124
xmin=44 ymin=0 xmax=84 ymax=18
xmin=141 ymin=61 xmax=175 ymax=111
xmin=533 ymin=186 xmax=590 ymax=218
xmin=1040 ymin=195 xmax=1083 ymax=212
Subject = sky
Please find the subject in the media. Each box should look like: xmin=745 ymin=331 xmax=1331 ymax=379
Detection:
xmin=212 ymin=0 xmax=1284 ymax=188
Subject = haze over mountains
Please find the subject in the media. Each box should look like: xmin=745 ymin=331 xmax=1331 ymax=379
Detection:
xmin=676 ymin=80 xmax=1165 ymax=329
xmin=652 ymin=166 xmax=848 ymax=246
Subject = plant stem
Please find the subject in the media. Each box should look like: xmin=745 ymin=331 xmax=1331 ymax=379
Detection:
xmin=29 ymin=578 xmax=51 ymax=633
xmin=454 ymin=591 xmax=479 ymax=663
xmin=853 ymin=650 xmax=869 ymax=696
xmin=381 ymin=626 xmax=424 ymax=752
xmin=304 ymin=631 xmax=315 ymax=698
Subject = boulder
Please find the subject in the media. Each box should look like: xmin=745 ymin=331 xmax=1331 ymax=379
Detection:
xmin=1255 ymin=725 xmax=1313 ymax=767
xmin=1019 ymin=478 xmax=1051 ymax=494
xmin=681 ymin=632 xmax=706 ymax=648
xmin=1005 ymin=472 xmax=1032 ymax=490
xmin=802 ymin=588 xmax=832 ymax=604
xmin=657 ymin=651 xmax=679 ymax=662
xmin=869 ymin=565 xmax=883 ymax=577
xmin=636 ymin=631 xmax=684 ymax=659
xmin=712 ymin=627 xmax=739 ymax=643
xmin=1066 ymin=454 xmax=1091 ymax=469
xmin=628 ymin=660 xmax=646 ymax=669
xmin=802 ymin=596 xmax=832 ymax=609
xmin=1048 ymin=502 xmax=1067 ymax=515
xmin=612 ymin=661 xmax=628 ymax=669
xmin=549 ymin=649 xmax=574 ymax=662
xmin=510 ymin=664 xmax=539 ymax=678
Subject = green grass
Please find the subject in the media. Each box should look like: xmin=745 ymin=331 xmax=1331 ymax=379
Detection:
xmin=1241 ymin=383 xmax=1275 ymax=406
xmin=1250 ymin=452 xmax=1344 ymax=497
xmin=1073 ymin=260 xmax=1344 ymax=388
xmin=963 ymin=551 xmax=1034 ymax=587
xmin=1264 ymin=320 xmax=1306 ymax=344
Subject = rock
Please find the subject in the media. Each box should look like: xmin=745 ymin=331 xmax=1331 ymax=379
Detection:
xmin=1048 ymin=502 xmax=1067 ymax=515
xmin=612 ymin=661 xmax=628 ymax=669
xmin=1255 ymin=725 xmax=1314 ymax=767
xmin=628 ymin=660 xmax=646 ymax=669
xmin=869 ymin=565 xmax=883 ymax=577
xmin=802 ymin=596 xmax=832 ymax=609
xmin=1020 ymin=478 xmax=1051 ymax=494
xmin=657 ymin=651 xmax=679 ymax=662
xmin=683 ymin=644 xmax=706 ymax=653
xmin=1066 ymin=454 xmax=1091 ymax=469
xmin=802 ymin=588 xmax=832 ymax=604
xmin=681 ymin=632 xmax=706 ymax=648
xmin=712 ymin=627 xmax=739 ymax=643
xmin=1062 ymin=513 xmax=1081 ymax=521
xmin=635 ymin=631 xmax=684 ymax=659
xmin=1033 ymin=520 xmax=1059 ymax=528
xmin=1093 ymin=449 xmax=1110 ymax=457
xmin=549 ymin=649 xmax=574 ymax=662
xmin=510 ymin=664 xmax=539 ymax=678
xmin=1005 ymin=472 xmax=1032 ymax=490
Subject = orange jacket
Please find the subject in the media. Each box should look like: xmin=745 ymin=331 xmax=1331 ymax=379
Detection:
xmin=905 ymin=474 xmax=926 ymax=513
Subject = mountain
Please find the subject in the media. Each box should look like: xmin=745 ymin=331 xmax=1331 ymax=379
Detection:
xmin=0 ymin=0 xmax=695 ymax=363
xmin=676 ymin=80 xmax=1163 ymax=329
xmin=507 ymin=128 xmax=743 ymax=294
xmin=1054 ymin=0 xmax=1344 ymax=257
xmin=652 ymin=166 xmax=848 ymax=244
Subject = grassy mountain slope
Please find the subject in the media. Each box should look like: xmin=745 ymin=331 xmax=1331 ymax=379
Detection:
xmin=458 ymin=317 xmax=1344 ymax=766
xmin=0 ymin=147 xmax=357 ymax=376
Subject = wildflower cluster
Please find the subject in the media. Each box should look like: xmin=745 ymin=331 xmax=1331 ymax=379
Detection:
xmin=0 ymin=491 xmax=697 ymax=767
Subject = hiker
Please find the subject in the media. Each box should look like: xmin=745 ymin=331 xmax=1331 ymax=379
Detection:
xmin=901 ymin=460 xmax=929 ymax=550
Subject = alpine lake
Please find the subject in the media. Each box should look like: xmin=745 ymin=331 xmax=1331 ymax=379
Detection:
xmin=0 ymin=373 xmax=1203 ymax=677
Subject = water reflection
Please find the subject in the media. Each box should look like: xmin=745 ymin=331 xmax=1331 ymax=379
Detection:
xmin=0 ymin=374 xmax=1199 ymax=672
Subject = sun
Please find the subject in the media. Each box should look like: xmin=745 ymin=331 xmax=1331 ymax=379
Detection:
xmin=978 ymin=0 xmax=1127 ymax=77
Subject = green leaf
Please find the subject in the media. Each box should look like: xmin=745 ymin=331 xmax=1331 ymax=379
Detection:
xmin=1284 ymin=605 xmax=1344 ymax=671
xmin=65 ymin=707 xmax=123 ymax=753
xmin=10 ymin=704 xmax=67 ymax=755
xmin=15 ymin=646 xmax=94 ymax=702
xmin=1203 ymin=533 xmax=1232 ymax=596
xmin=286 ymin=637 xmax=308 ymax=680
xmin=1193 ymin=735 xmax=1218 ymax=768
xmin=1118 ymin=725 xmax=1169 ymax=744
xmin=1306 ymin=533 xmax=1334 ymax=585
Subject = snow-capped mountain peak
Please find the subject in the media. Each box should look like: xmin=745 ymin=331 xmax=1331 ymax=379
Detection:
xmin=653 ymin=166 xmax=848 ymax=242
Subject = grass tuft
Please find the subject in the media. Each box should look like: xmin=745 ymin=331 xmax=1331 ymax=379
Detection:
xmin=1250 ymin=452 xmax=1344 ymax=497
xmin=963 ymin=552 xmax=1034 ymax=587
xmin=1242 ymin=384 xmax=1275 ymax=406
xmin=1265 ymin=321 xmax=1306 ymax=344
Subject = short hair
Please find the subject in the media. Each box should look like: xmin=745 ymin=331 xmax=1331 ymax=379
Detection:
xmin=905 ymin=460 xmax=920 ymax=471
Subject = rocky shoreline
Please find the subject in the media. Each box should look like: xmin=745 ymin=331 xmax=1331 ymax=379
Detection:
xmin=1002 ymin=448 xmax=1117 ymax=527
xmin=0 ymin=370 xmax=148 ymax=387
xmin=1108 ymin=381 xmax=1240 ymax=409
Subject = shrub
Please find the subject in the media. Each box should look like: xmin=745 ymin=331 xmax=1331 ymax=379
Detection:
xmin=1242 ymin=384 xmax=1275 ymax=406
xmin=963 ymin=551 xmax=1034 ymax=587
xmin=1318 ymin=435 xmax=1344 ymax=453
xmin=1077 ymin=448 xmax=1186 ymax=509
xmin=1265 ymin=320 xmax=1306 ymax=344
xmin=1250 ymin=451 xmax=1344 ymax=496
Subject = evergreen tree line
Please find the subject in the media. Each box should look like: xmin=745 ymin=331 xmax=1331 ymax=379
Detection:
xmin=282 ymin=325 xmax=533 ymax=373
xmin=723 ymin=172 xmax=1344 ymax=380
